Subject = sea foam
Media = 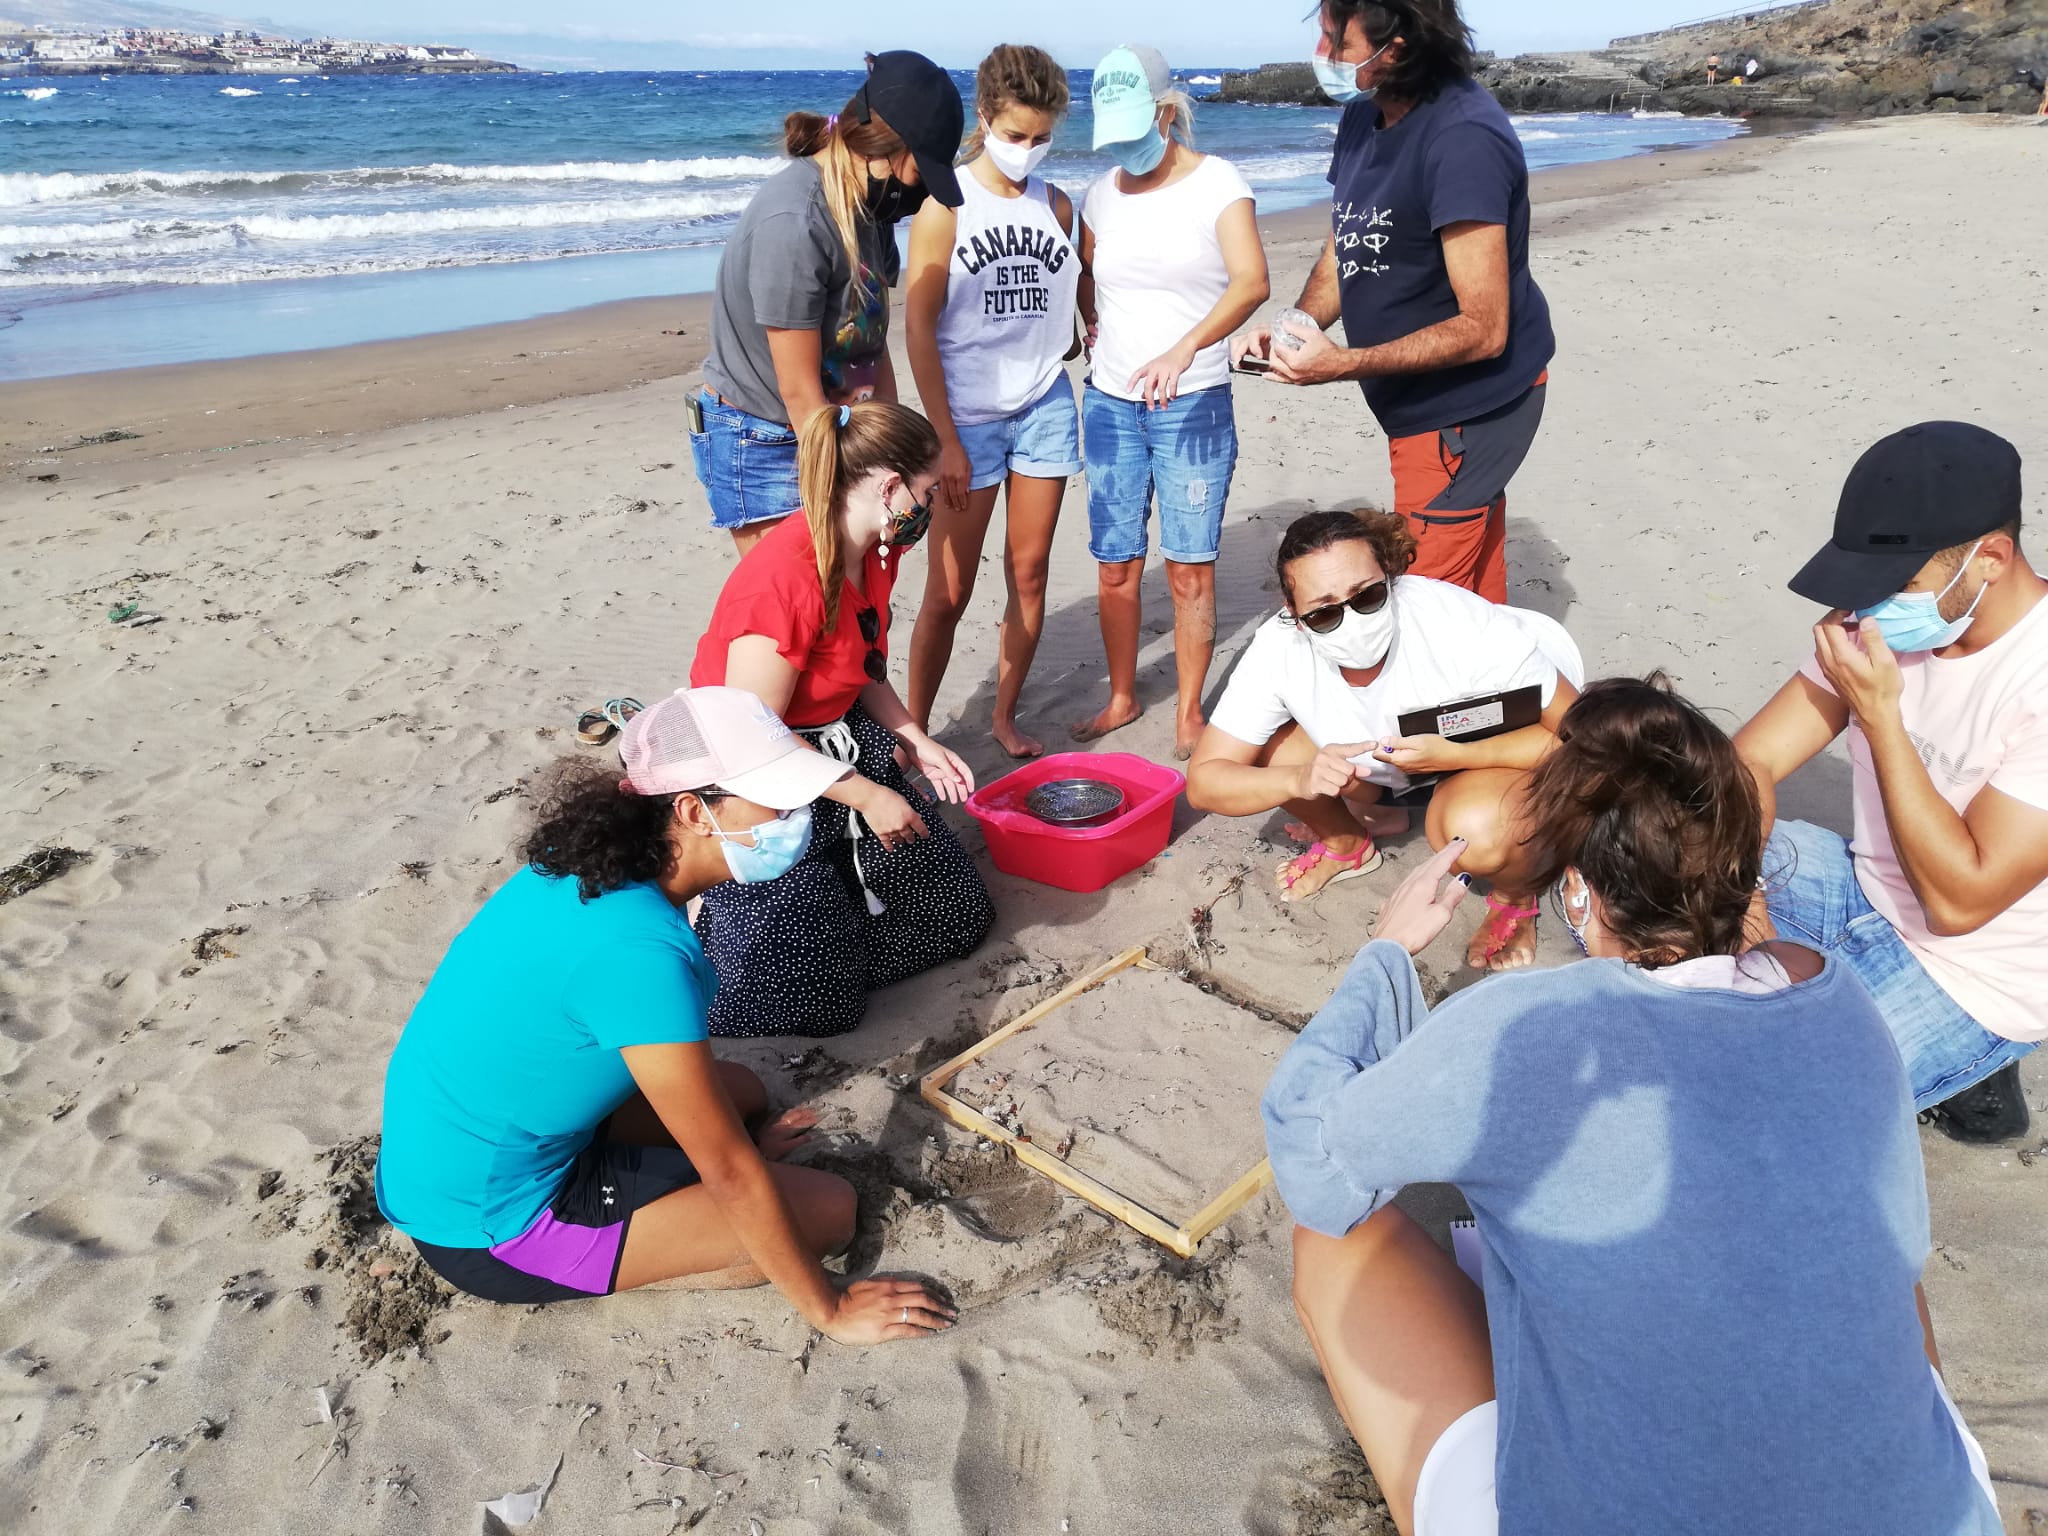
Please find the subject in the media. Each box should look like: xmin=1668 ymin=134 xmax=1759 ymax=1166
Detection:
xmin=0 ymin=155 xmax=787 ymax=206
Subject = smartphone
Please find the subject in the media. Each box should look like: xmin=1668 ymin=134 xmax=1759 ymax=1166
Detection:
xmin=685 ymin=393 xmax=706 ymax=434
xmin=1230 ymin=355 xmax=1274 ymax=376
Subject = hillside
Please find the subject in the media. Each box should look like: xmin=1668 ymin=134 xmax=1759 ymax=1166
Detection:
xmin=1223 ymin=0 xmax=2048 ymax=116
xmin=0 ymin=1 xmax=286 ymax=31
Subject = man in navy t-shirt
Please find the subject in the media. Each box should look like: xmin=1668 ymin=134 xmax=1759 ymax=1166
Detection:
xmin=1233 ymin=0 xmax=1555 ymax=602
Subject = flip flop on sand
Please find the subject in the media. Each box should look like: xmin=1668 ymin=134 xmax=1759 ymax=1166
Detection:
xmin=1276 ymin=839 xmax=1382 ymax=902
xmin=575 ymin=696 xmax=644 ymax=747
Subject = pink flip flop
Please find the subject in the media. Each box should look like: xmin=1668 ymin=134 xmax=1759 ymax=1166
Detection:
xmin=1277 ymin=839 xmax=1383 ymax=900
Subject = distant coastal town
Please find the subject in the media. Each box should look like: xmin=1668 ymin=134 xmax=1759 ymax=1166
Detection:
xmin=0 ymin=26 xmax=516 ymax=75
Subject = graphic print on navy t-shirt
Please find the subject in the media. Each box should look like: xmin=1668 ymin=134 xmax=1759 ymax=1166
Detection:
xmin=1334 ymin=200 xmax=1395 ymax=282
xmin=955 ymin=219 xmax=1071 ymax=322
xmin=1324 ymin=78 xmax=1555 ymax=437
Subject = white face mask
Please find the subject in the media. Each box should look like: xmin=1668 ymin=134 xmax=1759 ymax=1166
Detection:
xmin=1303 ymin=599 xmax=1395 ymax=670
xmin=981 ymin=123 xmax=1050 ymax=182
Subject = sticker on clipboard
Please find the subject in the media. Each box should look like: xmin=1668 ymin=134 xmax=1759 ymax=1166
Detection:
xmin=1436 ymin=699 xmax=1506 ymax=736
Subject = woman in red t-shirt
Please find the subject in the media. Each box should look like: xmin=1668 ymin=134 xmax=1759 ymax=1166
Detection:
xmin=691 ymin=401 xmax=996 ymax=1036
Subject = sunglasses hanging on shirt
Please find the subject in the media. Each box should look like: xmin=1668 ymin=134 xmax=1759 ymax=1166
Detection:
xmin=857 ymin=603 xmax=887 ymax=684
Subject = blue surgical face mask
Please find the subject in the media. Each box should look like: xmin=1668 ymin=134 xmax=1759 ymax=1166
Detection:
xmin=1313 ymin=38 xmax=1393 ymax=104
xmin=1853 ymin=540 xmax=1986 ymax=653
xmin=1109 ymin=126 xmax=1167 ymax=176
xmin=707 ymin=802 xmax=813 ymax=884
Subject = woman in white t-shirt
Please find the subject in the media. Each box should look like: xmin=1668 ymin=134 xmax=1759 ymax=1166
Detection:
xmin=903 ymin=45 xmax=1081 ymax=760
xmin=1071 ymin=44 xmax=1271 ymax=760
xmin=1187 ymin=509 xmax=1585 ymax=970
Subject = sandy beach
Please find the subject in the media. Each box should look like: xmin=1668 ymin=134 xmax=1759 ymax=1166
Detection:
xmin=3 ymin=113 xmax=2045 ymax=1532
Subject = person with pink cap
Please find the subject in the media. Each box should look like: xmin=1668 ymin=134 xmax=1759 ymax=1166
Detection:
xmin=692 ymin=398 xmax=995 ymax=1037
xmin=372 ymin=686 xmax=957 ymax=1339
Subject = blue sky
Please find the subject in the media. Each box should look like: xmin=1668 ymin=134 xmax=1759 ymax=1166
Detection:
xmin=276 ymin=2 xmax=1721 ymax=71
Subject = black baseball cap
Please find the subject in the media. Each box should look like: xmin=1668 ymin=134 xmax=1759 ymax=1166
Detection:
xmin=855 ymin=51 xmax=964 ymax=209
xmin=1790 ymin=421 xmax=2023 ymax=611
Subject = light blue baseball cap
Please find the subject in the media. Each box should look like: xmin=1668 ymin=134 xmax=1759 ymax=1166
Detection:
xmin=1091 ymin=44 xmax=1171 ymax=149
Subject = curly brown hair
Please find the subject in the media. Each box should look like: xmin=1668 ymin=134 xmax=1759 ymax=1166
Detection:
xmin=1275 ymin=508 xmax=1418 ymax=607
xmin=967 ymin=44 xmax=1069 ymax=156
xmin=518 ymin=755 xmax=693 ymax=902
xmin=1521 ymin=674 xmax=1762 ymax=969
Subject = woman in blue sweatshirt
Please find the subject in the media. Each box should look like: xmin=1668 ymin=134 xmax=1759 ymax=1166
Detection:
xmin=1263 ymin=674 xmax=2000 ymax=1536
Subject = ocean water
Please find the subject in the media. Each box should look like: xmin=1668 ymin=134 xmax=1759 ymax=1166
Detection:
xmin=0 ymin=71 xmax=1743 ymax=379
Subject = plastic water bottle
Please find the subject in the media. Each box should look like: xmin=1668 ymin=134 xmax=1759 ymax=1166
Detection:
xmin=1273 ymin=306 xmax=1321 ymax=350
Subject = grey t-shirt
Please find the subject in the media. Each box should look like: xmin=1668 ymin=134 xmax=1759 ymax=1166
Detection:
xmin=703 ymin=159 xmax=897 ymax=426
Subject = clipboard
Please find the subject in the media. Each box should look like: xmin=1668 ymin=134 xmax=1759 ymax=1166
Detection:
xmin=1386 ymin=683 xmax=1544 ymax=791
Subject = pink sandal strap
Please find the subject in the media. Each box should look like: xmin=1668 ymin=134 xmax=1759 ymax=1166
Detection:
xmin=1476 ymin=892 xmax=1541 ymax=959
xmin=1280 ymin=840 xmax=1373 ymax=888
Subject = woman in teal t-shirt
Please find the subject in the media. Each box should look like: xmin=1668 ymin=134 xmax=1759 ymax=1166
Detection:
xmin=375 ymin=686 xmax=954 ymax=1344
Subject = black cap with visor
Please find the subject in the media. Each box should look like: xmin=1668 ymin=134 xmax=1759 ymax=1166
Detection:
xmin=1789 ymin=421 xmax=2023 ymax=611
xmin=855 ymin=51 xmax=965 ymax=209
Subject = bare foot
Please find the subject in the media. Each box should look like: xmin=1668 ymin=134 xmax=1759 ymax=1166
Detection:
xmin=993 ymin=717 xmax=1045 ymax=759
xmin=1467 ymin=900 xmax=1539 ymax=972
xmin=1071 ymin=699 xmax=1142 ymax=743
xmin=1282 ymin=806 xmax=1412 ymax=847
xmin=1274 ymin=840 xmax=1380 ymax=903
xmin=1174 ymin=714 xmax=1204 ymax=762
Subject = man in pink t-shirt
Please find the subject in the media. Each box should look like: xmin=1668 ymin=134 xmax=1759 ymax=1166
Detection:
xmin=1739 ymin=422 xmax=2048 ymax=1143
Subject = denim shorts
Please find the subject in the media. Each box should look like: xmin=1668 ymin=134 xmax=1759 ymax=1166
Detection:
xmin=1763 ymin=819 xmax=2036 ymax=1109
xmin=956 ymin=376 xmax=1082 ymax=491
xmin=1082 ymin=381 xmax=1237 ymax=565
xmin=689 ymin=390 xmax=802 ymax=531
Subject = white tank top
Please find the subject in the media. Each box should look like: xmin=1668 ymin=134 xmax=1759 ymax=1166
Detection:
xmin=935 ymin=171 xmax=1080 ymax=425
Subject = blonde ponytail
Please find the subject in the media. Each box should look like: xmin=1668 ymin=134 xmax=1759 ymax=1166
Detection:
xmin=781 ymin=69 xmax=913 ymax=301
xmin=795 ymin=402 xmax=942 ymax=629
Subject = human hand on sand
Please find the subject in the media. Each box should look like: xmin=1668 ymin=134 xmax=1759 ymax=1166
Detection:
xmin=1371 ymin=839 xmax=1471 ymax=955
xmin=1814 ymin=611 xmax=1904 ymax=730
xmin=1269 ymin=317 xmax=1352 ymax=386
xmin=755 ymin=1106 xmax=819 ymax=1162
xmin=824 ymin=1277 xmax=957 ymax=1345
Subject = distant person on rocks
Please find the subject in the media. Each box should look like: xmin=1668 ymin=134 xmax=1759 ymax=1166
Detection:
xmin=375 ymin=686 xmax=955 ymax=1342
xmin=1266 ymin=676 xmax=2001 ymax=1536
xmin=1706 ymin=53 xmax=1721 ymax=84
xmin=694 ymin=52 xmax=964 ymax=555
xmin=1738 ymin=423 xmax=2048 ymax=1145
xmin=1232 ymin=0 xmax=1554 ymax=604
xmin=1748 ymin=56 xmax=1763 ymax=81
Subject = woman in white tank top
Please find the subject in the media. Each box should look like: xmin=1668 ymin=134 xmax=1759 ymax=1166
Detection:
xmin=904 ymin=45 xmax=1082 ymax=759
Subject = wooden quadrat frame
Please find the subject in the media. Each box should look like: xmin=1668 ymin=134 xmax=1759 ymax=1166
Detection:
xmin=919 ymin=947 xmax=1274 ymax=1258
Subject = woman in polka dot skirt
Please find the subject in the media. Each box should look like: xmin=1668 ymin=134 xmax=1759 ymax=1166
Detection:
xmin=690 ymin=399 xmax=996 ymax=1036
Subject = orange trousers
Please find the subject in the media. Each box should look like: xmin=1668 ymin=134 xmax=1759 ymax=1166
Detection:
xmin=1385 ymin=370 xmax=1548 ymax=604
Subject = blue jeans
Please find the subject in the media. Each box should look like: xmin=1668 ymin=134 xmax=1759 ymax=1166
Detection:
xmin=956 ymin=376 xmax=1082 ymax=491
xmin=689 ymin=390 xmax=801 ymax=530
xmin=1082 ymin=381 xmax=1237 ymax=564
xmin=1764 ymin=820 xmax=2035 ymax=1109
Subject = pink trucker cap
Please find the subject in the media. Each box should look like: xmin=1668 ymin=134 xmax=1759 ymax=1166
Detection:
xmin=619 ymin=687 xmax=848 ymax=808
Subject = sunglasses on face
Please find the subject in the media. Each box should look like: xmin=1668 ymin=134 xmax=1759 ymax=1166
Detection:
xmin=857 ymin=603 xmax=887 ymax=684
xmin=1287 ymin=579 xmax=1390 ymax=635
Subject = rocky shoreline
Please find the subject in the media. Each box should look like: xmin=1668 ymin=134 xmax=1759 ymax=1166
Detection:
xmin=1222 ymin=0 xmax=2047 ymax=118
xmin=0 ymin=58 xmax=517 ymax=76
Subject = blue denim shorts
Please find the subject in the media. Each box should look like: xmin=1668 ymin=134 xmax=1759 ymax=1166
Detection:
xmin=689 ymin=390 xmax=802 ymax=531
xmin=1763 ymin=819 xmax=2035 ymax=1109
xmin=956 ymin=376 xmax=1082 ymax=491
xmin=1082 ymin=381 xmax=1237 ymax=565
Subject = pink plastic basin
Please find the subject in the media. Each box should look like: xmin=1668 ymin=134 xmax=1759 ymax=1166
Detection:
xmin=964 ymin=751 xmax=1185 ymax=893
